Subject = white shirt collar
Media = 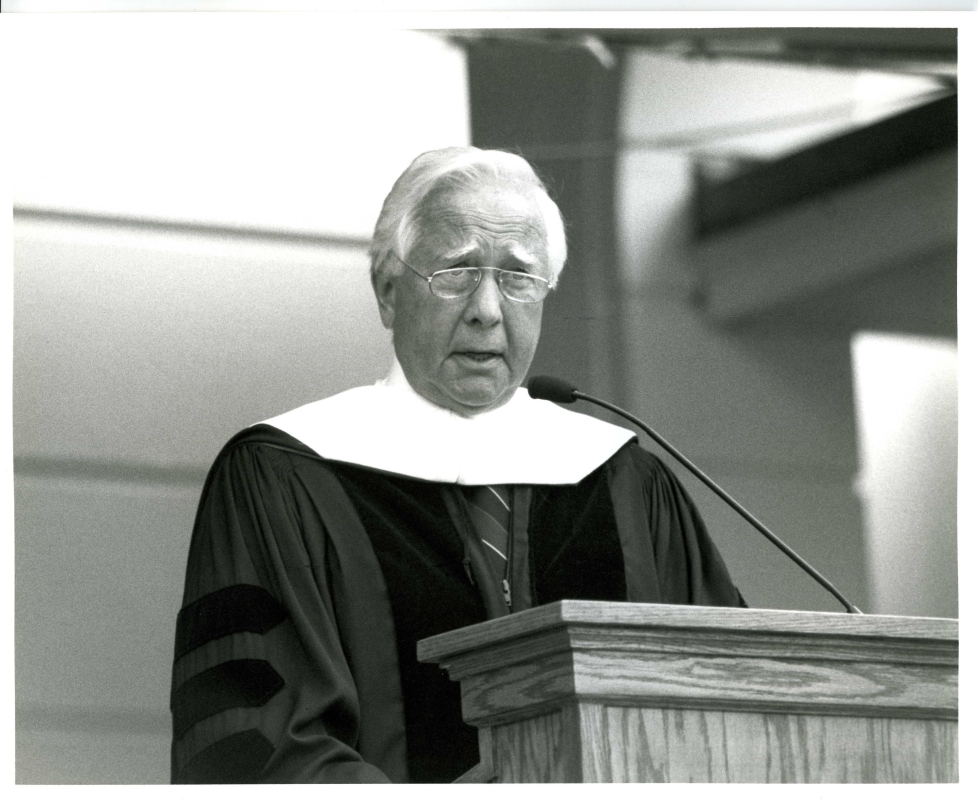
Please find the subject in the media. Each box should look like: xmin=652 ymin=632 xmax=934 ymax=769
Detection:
xmin=258 ymin=358 xmax=635 ymax=485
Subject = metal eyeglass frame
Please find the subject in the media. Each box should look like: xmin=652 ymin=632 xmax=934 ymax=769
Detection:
xmin=390 ymin=252 xmax=553 ymax=304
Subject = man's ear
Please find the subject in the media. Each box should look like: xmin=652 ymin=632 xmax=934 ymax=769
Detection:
xmin=373 ymin=270 xmax=396 ymax=330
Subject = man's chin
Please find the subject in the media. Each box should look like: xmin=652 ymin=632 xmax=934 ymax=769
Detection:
xmin=438 ymin=381 xmax=517 ymax=416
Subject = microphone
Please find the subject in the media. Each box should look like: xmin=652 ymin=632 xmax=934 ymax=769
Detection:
xmin=526 ymin=375 xmax=577 ymax=404
xmin=527 ymin=375 xmax=862 ymax=614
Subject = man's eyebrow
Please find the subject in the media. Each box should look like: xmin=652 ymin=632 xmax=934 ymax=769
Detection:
xmin=437 ymin=245 xmax=478 ymax=265
xmin=508 ymin=244 xmax=544 ymax=269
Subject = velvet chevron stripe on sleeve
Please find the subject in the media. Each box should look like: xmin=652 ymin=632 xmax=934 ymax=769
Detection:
xmin=176 ymin=729 xmax=276 ymax=784
xmin=174 ymin=584 xmax=287 ymax=659
xmin=171 ymin=659 xmax=286 ymax=738
xmin=172 ymin=584 xmax=290 ymax=782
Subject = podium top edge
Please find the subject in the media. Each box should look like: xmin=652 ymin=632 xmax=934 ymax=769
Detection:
xmin=417 ymin=600 xmax=958 ymax=663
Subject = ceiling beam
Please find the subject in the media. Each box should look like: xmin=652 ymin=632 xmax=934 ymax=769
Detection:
xmin=692 ymin=148 xmax=957 ymax=325
xmin=696 ymin=94 xmax=956 ymax=237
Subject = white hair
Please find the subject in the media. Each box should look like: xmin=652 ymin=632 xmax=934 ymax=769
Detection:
xmin=369 ymin=146 xmax=567 ymax=288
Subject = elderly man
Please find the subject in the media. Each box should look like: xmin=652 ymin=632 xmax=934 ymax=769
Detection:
xmin=170 ymin=147 xmax=744 ymax=784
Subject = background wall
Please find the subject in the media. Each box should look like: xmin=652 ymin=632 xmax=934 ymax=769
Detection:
xmin=852 ymin=332 xmax=958 ymax=618
xmin=9 ymin=17 xmax=959 ymax=785
xmin=11 ymin=16 xmax=469 ymax=783
xmin=14 ymin=223 xmax=392 ymax=783
xmin=614 ymin=52 xmax=957 ymax=615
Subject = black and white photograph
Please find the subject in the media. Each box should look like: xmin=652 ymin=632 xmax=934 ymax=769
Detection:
xmin=4 ymin=1 xmax=969 ymax=787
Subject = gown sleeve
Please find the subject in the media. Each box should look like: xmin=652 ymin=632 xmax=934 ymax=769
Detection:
xmin=644 ymin=448 xmax=748 ymax=607
xmin=170 ymin=435 xmax=392 ymax=783
xmin=608 ymin=443 xmax=747 ymax=608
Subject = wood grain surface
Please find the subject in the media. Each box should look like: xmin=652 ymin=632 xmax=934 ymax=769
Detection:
xmin=418 ymin=601 xmax=957 ymax=666
xmin=488 ymin=704 xmax=956 ymax=782
xmin=490 ymin=706 xmax=583 ymax=783
xmin=419 ymin=602 xmax=959 ymax=783
xmin=575 ymin=704 xmax=957 ymax=782
xmin=459 ymin=648 xmax=956 ymax=725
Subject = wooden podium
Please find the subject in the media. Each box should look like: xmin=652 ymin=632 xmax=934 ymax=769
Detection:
xmin=418 ymin=601 xmax=958 ymax=783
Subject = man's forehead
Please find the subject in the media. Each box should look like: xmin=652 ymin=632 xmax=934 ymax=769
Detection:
xmin=418 ymin=185 xmax=542 ymax=225
xmin=412 ymin=187 xmax=547 ymax=257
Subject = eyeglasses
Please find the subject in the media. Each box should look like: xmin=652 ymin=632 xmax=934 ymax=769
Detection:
xmin=392 ymin=252 xmax=553 ymax=304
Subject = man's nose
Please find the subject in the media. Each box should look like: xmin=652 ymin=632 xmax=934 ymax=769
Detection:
xmin=463 ymin=270 xmax=504 ymax=325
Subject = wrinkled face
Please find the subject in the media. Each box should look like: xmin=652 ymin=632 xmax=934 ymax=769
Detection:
xmin=373 ymin=183 xmax=550 ymax=416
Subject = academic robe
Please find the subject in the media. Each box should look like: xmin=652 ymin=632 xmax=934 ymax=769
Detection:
xmin=170 ymin=373 xmax=745 ymax=784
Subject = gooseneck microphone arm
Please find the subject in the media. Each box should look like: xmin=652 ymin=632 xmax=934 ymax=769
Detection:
xmin=527 ymin=376 xmax=862 ymax=614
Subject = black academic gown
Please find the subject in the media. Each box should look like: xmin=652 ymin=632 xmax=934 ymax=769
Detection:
xmin=170 ymin=424 xmax=744 ymax=784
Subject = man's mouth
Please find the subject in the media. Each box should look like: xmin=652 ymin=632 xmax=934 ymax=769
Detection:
xmin=454 ymin=351 xmax=502 ymax=363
